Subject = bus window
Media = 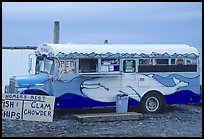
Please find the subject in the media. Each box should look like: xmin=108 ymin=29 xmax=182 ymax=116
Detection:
xmin=79 ymin=59 xmax=98 ymax=73
xmin=58 ymin=59 xmax=66 ymax=73
xmin=171 ymin=59 xmax=176 ymax=65
xmin=58 ymin=59 xmax=75 ymax=74
xmin=101 ymin=59 xmax=120 ymax=72
xmin=65 ymin=59 xmax=75 ymax=73
xmin=123 ymin=60 xmax=135 ymax=73
xmin=139 ymin=59 xmax=153 ymax=65
xmin=177 ymin=58 xmax=184 ymax=65
xmin=186 ymin=58 xmax=196 ymax=65
xmin=155 ymin=59 xmax=168 ymax=65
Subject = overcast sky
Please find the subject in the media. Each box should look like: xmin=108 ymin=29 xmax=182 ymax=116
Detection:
xmin=2 ymin=2 xmax=202 ymax=49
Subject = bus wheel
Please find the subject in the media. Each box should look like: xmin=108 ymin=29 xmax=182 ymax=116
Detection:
xmin=140 ymin=92 xmax=165 ymax=113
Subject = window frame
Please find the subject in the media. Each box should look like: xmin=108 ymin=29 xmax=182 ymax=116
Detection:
xmin=58 ymin=59 xmax=75 ymax=74
xmin=79 ymin=58 xmax=98 ymax=73
xmin=139 ymin=58 xmax=153 ymax=66
xmin=155 ymin=58 xmax=169 ymax=65
xmin=176 ymin=58 xmax=184 ymax=65
xmin=101 ymin=58 xmax=120 ymax=72
xmin=123 ymin=60 xmax=136 ymax=73
xmin=186 ymin=57 xmax=197 ymax=65
xmin=171 ymin=58 xmax=176 ymax=65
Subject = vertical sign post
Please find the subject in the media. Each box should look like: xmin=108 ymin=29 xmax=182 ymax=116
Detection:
xmin=53 ymin=20 xmax=60 ymax=44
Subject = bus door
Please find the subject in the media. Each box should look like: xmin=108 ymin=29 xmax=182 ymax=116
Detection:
xmin=120 ymin=59 xmax=137 ymax=94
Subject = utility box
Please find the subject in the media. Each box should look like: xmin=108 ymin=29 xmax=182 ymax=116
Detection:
xmin=116 ymin=94 xmax=129 ymax=113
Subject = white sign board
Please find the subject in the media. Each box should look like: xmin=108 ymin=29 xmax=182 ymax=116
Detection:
xmin=2 ymin=93 xmax=55 ymax=122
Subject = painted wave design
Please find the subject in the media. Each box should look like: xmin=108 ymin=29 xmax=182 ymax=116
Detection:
xmin=54 ymin=73 xmax=200 ymax=108
xmin=165 ymin=90 xmax=200 ymax=104
xmin=54 ymin=76 xmax=89 ymax=97
xmin=143 ymin=73 xmax=199 ymax=87
xmin=55 ymin=90 xmax=200 ymax=108
xmin=55 ymin=93 xmax=115 ymax=108
xmin=143 ymin=73 xmax=200 ymax=93
xmin=55 ymin=93 xmax=139 ymax=108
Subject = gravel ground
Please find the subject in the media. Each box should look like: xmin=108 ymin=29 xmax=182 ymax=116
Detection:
xmin=2 ymin=103 xmax=202 ymax=137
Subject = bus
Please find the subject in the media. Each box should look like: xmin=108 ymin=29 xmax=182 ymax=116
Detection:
xmin=4 ymin=43 xmax=201 ymax=113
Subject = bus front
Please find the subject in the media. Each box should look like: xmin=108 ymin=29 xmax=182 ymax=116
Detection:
xmin=4 ymin=44 xmax=58 ymax=96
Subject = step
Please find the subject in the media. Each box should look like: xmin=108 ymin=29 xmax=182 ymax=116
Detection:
xmin=73 ymin=112 xmax=143 ymax=122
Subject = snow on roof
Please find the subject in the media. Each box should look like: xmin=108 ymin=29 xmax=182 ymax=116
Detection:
xmin=36 ymin=43 xmax=199 ymax=58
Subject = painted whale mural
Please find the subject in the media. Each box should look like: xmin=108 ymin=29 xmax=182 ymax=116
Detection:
xmin=80 ymin=73 xmax=190 ymax=102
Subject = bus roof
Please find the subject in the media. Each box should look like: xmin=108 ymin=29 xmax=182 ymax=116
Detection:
xmin=36 ymin=43 xmax=199 ymax=58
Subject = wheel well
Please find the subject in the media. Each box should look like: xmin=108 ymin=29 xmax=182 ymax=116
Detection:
xmin=22 ymin=89 xmax=48 ymax=96
xmin=141 ymin=90 xmax=166 ymax=104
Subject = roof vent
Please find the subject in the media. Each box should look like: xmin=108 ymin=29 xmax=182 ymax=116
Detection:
xmin=42 ymin=43 xmax=47 ymax=46
xmin=104 ymin=39 xmax=108 ymax=44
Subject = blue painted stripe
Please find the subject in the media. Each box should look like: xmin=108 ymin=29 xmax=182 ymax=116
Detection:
xmin=54 ymin=90 xmax=200 ymax=109
xmin=55 ymin=93 xmax=115 ymax=108
xmin=22 ymin=89 xmax=49 ymax=95
xmin=165 ymin=90 xmax=200 ymax=104
xmin=128 ymin=98 xmax=140 ymax=106
xmin=54 ymin=93 xmax=140 ymax=109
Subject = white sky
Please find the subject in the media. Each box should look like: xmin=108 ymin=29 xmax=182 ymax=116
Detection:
xmin=2 ymin=2 xmax=202 ymax=88
xmin=2 ymin=2 xmax=202 ymax=47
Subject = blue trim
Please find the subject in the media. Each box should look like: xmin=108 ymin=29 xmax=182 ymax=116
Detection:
xmin=54 ymin=90 xmax=200 ymax=109
xmin=55 ymin=93 xmax=139 ymax=108
xmin=11 ymin=74 xmax=50 ymax=88
xmin=56 ymin=52 xmax=198 ymax=59
xmin=142 ymin=73 xmax=200 ymax=94
xmin=128 ymin=98 xmax=140 ymax=105
xmin=22 ymin=89 xmax=49 ymax=95
xmin=165 ymin=90 xmax=200 ymax=104
xmin=142 ymin=73 xmax=200 ymax=87
xmin=55 ymin=93 xmax=114 ymax=108
xmin=54 ymin=93 xmax=140 ymax=109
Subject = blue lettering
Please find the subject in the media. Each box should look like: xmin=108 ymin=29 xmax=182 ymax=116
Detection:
xmin=31 ymin=101 xmax=36 ymax=108
xmin=23 ymin=109 xmax=52 ymax=117
xmin=48 ymin=111 xmax=51 ymax=116
xmin=24 ymin=109 xmax=31 ymax=115
xmin=5 ymin=94 xmax=26 ymax=99
xmin=44 ymin=111 xmax=47 ymax=116
xmin=31 ymin=101 xmax=51 ymax=110
xmin=2 ymin=110 xmax=21 ymax=119
xmin=28 ymin=109 xmax=31 ymax=115
xmin=35 ymin=110 xmax=40 ymax=115
xmin=2 ymin=101 xmax=14 ymax=108
xmin=24 ymin=109 xmax=27 ymax=115
xmin=40 ymin=111 xmax=43 ymax=116
xmin=2 ymin=110 xmax=10 ymax=117
xmin=11 ymin=112 xmax=16 ymax=118
xmin=16 ymin=113 xmax=21 ymax=119
xmin=44 ymin=104 xmax=51 ymax=110
xmin=30 ymin=95 xmax=45 ymax=101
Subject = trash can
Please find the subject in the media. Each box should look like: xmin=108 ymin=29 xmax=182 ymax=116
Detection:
xmin=116 ymin=94 xmax=129 ymax=113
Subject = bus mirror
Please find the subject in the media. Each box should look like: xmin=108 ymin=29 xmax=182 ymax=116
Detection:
xmin=28 ymin=57 xmax=32 ymax=74
xmin=28 ymin=54 xmax=36 ymax=75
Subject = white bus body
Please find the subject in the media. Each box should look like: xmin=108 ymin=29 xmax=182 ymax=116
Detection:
xmin=5 ymin=43 xmax=200 ymax=113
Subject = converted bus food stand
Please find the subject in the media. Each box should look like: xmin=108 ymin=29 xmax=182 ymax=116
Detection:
xmin=4 ymin=43 xmax=200 ymax=113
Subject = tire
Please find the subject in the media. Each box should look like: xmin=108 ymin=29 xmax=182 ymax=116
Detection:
xmin=140 ymin=92 xmax=165 ymax=113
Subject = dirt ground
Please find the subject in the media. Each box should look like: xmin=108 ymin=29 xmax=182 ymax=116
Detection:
xmin=2 ymin=103 xmax=202 ymax=137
